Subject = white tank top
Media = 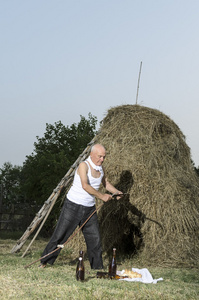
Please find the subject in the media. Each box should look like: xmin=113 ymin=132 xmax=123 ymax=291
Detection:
xmin=67 ymin=161 xmax=104 ymax=207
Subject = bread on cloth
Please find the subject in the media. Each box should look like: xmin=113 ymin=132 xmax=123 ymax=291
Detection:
xmin=122 ymin=269 xmax=142 ymax=278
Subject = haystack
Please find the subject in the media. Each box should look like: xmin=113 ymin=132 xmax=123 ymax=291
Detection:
xmin=69 ymin=104 xmax=199 ymax=267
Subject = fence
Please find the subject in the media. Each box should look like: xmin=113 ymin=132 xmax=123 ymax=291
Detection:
xmin=0 ymin=204 xmax=40 ymax=232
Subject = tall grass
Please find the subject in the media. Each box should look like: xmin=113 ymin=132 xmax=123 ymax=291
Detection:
xmin=0 ymin=232 xmax=198 ymax=299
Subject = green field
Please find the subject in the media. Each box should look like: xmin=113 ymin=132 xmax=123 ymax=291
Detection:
xmin=0 ymin=232 xmax=198 ymax=299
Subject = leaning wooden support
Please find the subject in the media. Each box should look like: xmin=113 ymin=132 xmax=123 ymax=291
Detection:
xmin=21 ymin=188 xmax=64 ymax=258
xmin=11 ymin=136 xmax=98 ymax=254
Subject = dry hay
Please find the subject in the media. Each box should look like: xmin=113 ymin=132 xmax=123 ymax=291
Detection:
xmin=96 ymin=104 xmax=199 ymax=267
xmin=68 ymin=104 xmax=199 ymax=267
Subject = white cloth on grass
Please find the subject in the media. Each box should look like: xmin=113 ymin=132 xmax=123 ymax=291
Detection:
xmin=117 ymin=268 xmax=163 ymax=284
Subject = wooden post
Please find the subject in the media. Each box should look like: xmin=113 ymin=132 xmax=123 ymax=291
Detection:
xmin=11 ymin=136 xmax=98 ymax=254
xmin=136 ymin=61 xmax=142 ymax=105
xmin=0 ymin=184 xmax=3 ymax=229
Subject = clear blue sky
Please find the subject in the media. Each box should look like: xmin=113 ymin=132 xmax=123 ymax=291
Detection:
xmin=1 ymin=0 xmax=199 ymax=167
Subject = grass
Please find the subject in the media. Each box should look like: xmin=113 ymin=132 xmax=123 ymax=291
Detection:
xmin=0 ymin=232 xmax=199 ymax=299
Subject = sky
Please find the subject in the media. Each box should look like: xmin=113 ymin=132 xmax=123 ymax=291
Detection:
xmin=0 ymin=0 xmax=199 ymax=168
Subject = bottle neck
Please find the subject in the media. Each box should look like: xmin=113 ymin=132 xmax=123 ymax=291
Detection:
xmin=112 ymin=248 xmax=116 ymax=257
xmin=79 ymin=251 xmax=83 ymax=259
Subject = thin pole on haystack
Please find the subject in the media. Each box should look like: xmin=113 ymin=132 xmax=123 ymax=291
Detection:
xmin=11 ymin=134 xmax=99 ymax=255
xmin=136 ymin=61 xmax=142 ymax=105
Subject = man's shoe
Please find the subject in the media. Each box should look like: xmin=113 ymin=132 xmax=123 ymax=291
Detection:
xmin=38 ymin=263 xmax=46 ymax=268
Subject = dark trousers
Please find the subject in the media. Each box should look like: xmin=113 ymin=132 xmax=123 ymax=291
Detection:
xmin=41 ymin=198 xmax=103 ymax=269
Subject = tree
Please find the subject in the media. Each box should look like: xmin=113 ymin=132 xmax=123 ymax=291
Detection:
xmin=0 ymin=162 xmax=23 ymax=209
xmin=21 ymin=113 xmax=97 ymax=206
xmin=0 ymin=114 xmax=97 ymax=232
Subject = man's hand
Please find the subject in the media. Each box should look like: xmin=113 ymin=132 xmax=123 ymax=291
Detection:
xmin=102 ymin=193 xmax=113 ymax=202
xmin=111 ymin=191 xmax=124 ymax=200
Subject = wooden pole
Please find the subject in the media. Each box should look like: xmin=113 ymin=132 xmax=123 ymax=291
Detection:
xmin=11 ymin=136 xmax=99 ymax=254
xmin=0 ymin=184 xmax=3 ymax=228
xmin=21 ymin=190 xmax=63 ymax=258
xmin=24 ymin=202 xmax=104 ymax=268
xmin=136 ymin=61 xmax=142 ymax=104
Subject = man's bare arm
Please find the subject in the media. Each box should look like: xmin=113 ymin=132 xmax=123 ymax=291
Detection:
xmin=102 ymin=169 xmax=123 ymax=199
xmin=78 ymin=162 xmax=112 ymax=202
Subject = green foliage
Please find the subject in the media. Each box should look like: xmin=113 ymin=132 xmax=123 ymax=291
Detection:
xmin=21 ymin=113 xmax=97 ymax=206
xmin=0 ymin=113 xmax=97 ymax=215
xmin=0 ymin=162 xmax=23 ymax=208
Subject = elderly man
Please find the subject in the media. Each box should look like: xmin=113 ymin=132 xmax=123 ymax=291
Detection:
xmin=40 ymin=144 xmax=122 ymax=269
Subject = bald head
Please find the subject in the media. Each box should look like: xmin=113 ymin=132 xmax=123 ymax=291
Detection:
xmin=91 ymin=144 xmax=106 ymax=154
xmin=90 ymin=144 xmax=106 ymax=166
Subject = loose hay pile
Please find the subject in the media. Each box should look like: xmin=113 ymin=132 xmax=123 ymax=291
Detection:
xmin=97 ymin=104 xmax=199 ymax=267
xmin=69 ymin=104 xmax=199 ymax=267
